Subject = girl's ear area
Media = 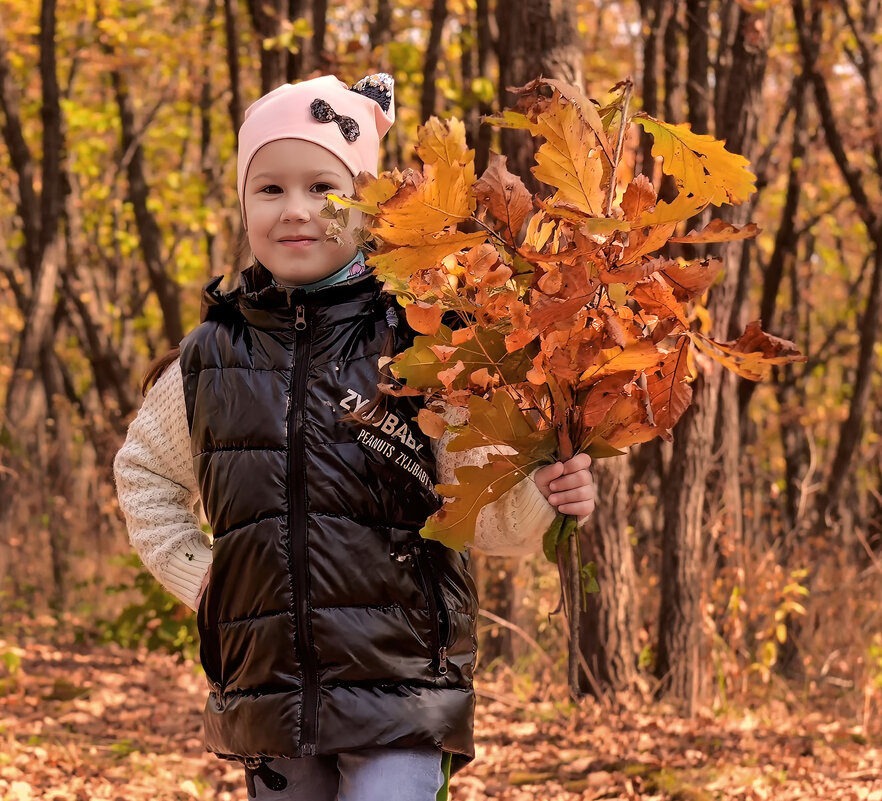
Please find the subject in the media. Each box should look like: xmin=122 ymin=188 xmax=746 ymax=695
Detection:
xmin=350 ymin=73 xmax=395 ymax=136
xmin=350 ymin=73 xmax=394 ymax=113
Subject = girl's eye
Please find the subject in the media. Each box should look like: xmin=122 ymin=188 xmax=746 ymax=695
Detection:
xmin=260 ymin=184 xmax=282 ymax=194
xmin=311 ymin=183 xmax=334 ymax=194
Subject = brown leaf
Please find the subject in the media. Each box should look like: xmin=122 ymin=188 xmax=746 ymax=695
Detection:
xmin=631 ymin=278 xmax=690 ymax=328
xmin=669 ymin=219 xmax=761 ymax=244
xmin=621 ymin=174 xmax=657 ymax=221
xmin=646 ymin=336 xmax=693 ymax=429
xmin=725 ymin=319 xmax=804 ymax=362
xmin=598 ymin=256 xmax=675 ymax=284
xmin=659 ymin=257 xmax=723 ymax=301
xmin=688 ymin=322 xmax=804 ymax=381
xmin=473 ymin=153 xmax=533 ymax=242
xmin=578 ymin=372 xmax=631 ymax=429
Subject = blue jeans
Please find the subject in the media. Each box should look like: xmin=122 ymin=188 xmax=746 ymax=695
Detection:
xmin=243 ymin=747 xmax=444 ymax=801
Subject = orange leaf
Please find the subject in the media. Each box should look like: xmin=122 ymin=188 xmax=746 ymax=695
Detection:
xmin=417 ymin=408 xmax=448 ymax=439
xmin=526 ymin=353 xmax=547 ymax=385
xmin=437 ymin=360 xmax=466 ymax=388
xmin=469 ymin=368 xmax=496 ymax=389
xmin=429 ymin=344 xmax=457 ymax=362
xmin=505 ymin=328 xmax=538 ymax=352
xmin=619 ymin=222 xmax=678 ymax=264
xmin=368 ymin=231 xmax=487 ymax=281
xmin=531 ymin=96 xmax=606 ymax=215
xmin=450 ymin=326 xmax=476 ymax=346
xmin=405 ymin=301 xmax=443 ymax=335
xmin=580 ymin=341 xmax=662 ymax=382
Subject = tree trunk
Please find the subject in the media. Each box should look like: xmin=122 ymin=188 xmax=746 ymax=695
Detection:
xmin=311 ymin=0 xmax=328 ymax=74
xmin=655 ymin=5 xmax=769 ymax=706
xmin=110 ymin=65 xmax=184 ymax=346
xmin=578 ymin=456 xmax=640 ymax=695
xmin=496 ymin=0 xmax=582 ymax=193
xmin=638 ymin=0 xmax=672 ymax=180
xmin=4 ymin=0 xmax=64 ymax=431
xmin=792 ymin=0 xmax=882 ymax=518
xmin=223 ymin=0 xmax=244 ymax=133
xmin=421 ymin=0 xmax=447 ymax=122
xmin=246 ymin=0 xmax=286 ymax=94
xmin=685 ymin=0 xmax=710 ymax=135
xmin=473 ymin=0 xmax=493 ymax=176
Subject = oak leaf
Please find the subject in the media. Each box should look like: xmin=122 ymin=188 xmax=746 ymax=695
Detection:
xmin=532 ymin=96 xmax=606 ymax=215
xmin=646 ymin=336 xmax=693 ymax=429
xmin=659 ymin=258 xmax=723 ymax=301
xmin=472 ymin=153 xmax=533 ymax=243
xmin=632 ymin=114 xmax=757 ymax=206
xmin=669 ymin=219 xmax=761 ymax=244
xmin=422 ymin=393 xmax=557 ymax=550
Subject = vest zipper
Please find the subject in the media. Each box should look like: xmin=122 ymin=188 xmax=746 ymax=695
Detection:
xmin=290 ymin=301 xmax=318 ymax=755
xmin=412 ymin=543 xmax=451 ymax=676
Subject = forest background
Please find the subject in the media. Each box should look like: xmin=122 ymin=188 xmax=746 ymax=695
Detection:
xmin=0 ymin=0 xmax=881 ymax=733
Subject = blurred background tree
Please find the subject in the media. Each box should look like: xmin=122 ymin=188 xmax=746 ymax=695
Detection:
xmin=0 ymin=0 xmax=879 ymax=717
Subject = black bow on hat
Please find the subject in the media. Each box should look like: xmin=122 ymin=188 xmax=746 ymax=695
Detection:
xmin=310 ymin=98 xmax=360 ymax=142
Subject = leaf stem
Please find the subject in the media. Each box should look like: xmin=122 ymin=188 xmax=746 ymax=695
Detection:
xmin=568 ymin=527 xmax=582 ymax=700
xmin=604 ymin=78 xmax=633 ymax=218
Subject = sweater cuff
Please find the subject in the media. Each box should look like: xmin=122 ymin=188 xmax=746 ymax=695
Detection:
xmin=505 ymin=470 xmax=557 ymax=542
xmin=161 ymin=533 xmax=213 ymax=611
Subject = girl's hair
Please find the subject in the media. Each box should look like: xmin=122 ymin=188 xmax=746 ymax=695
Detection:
xmin=141 ymin=346 xmax=181 ymax=396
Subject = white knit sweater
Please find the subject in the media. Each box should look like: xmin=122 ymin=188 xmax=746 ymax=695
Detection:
xmin=113 ymin=360 xmax=555 ymax=611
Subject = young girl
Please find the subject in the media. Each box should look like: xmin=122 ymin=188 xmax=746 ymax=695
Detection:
xmin=114 ymin=74 xmax=596 ymax=801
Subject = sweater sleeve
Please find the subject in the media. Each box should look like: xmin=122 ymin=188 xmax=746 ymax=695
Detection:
xmin=113 ymin=359 xmax=213 ymax=611
xmin=430 ymin=405 xmax=556 ymax=557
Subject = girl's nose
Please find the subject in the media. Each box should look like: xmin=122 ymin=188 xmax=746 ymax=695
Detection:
xmin=280 ymin=200 xmax=310 ymax=223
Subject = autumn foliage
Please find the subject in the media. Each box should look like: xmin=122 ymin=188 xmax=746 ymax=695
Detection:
xmin=333 ymin=77 xmax=804 ymax=555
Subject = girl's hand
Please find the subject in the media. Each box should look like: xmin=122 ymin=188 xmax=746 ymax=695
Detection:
xmin=534 ymin=454 xmax=596 ymax=525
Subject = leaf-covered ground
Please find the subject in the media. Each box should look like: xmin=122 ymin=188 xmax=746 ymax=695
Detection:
xmin=1 ymin=634 xmax=881 ymax=800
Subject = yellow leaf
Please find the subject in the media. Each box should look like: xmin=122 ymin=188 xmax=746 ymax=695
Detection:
xmin=368 ymin=231 xmax=487 ymax=280
xmin=632 ymin=114 xmax=757 ymax=207
xmin=531 ymin=98 xmax=606 ymax=215
xmin=416 ymin=117 xmax=475 ymax=172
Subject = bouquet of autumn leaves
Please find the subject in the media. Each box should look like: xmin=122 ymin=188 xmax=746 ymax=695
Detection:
xmin=331 ymin=77 xmax=802 ymax=563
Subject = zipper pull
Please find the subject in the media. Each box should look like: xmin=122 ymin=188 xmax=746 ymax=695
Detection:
xmin=294 ymin=304 xmax=307 ymax=330
xmin=438 ymin=646 xmax=448 ymax=675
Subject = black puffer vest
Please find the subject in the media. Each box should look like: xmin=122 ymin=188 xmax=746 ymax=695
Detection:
xmin=179 ymin=266 xmax=478 ymax=766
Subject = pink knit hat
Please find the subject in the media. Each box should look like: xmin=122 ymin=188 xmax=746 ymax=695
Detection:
xmin=236 ymin=73 xmax=395 ymax=228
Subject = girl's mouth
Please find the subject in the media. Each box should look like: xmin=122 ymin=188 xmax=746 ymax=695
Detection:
xmin=279 ymin=238 xmax=316 ymax=248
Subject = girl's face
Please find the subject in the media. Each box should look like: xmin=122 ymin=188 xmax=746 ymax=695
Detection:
xmin=243 ymin=139 xmax=364 ymax=285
